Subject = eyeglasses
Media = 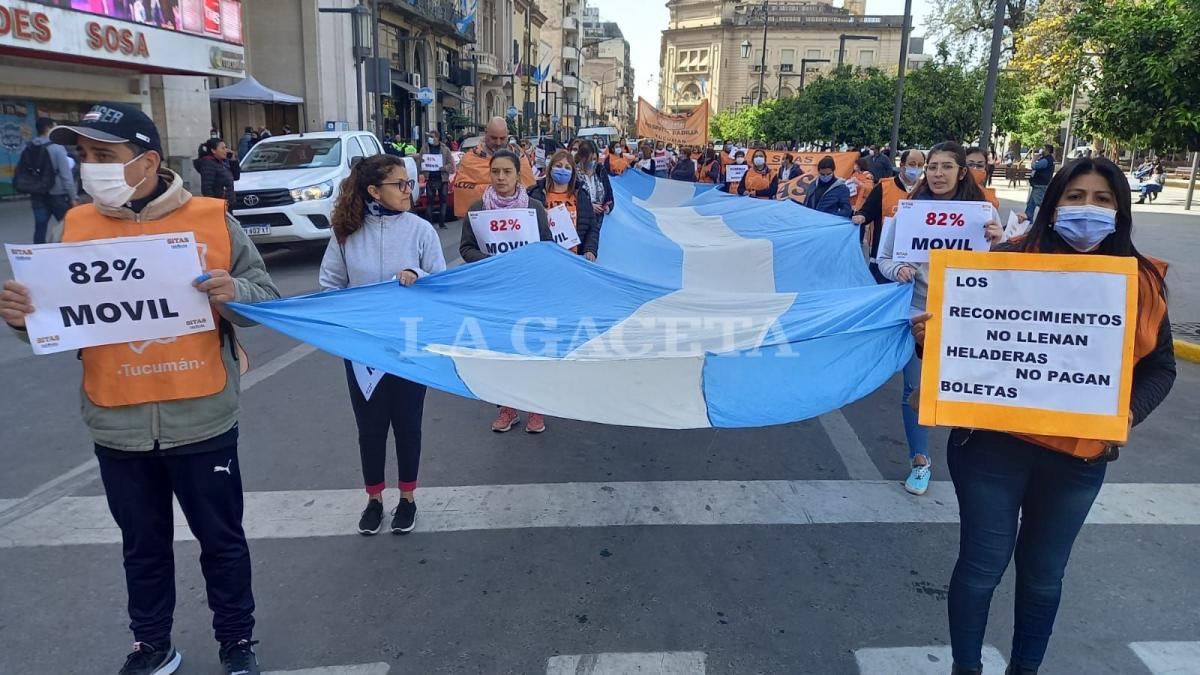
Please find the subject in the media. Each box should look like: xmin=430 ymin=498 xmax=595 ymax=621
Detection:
xmin=378 ymin=180 xmax=415 ymax=192
xmin=965 ymin=161 xmax=988 ymax=170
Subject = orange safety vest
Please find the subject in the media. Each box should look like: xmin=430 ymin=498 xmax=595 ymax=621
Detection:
xmin=743 ymin=168 xmax=773 ymax=196
xmin=543 ymin=189 xmax=579 ymax=253
xmin=61 ymin=198 xmax=231 ymax=408
xmin=608 ymin=154 xmax=629 ymax=176
xmin=981 ymin=186 xmax=1000 ymax=210
xmin=849 ymin=170 xmax=875 ymax=211
xmin=698 ymin=160 xmax=718 ymax=183
xmin=1014 ymin=257 xmax=1168 ymax=459
xmin=881 ymin=178 xmax=911 ymax=218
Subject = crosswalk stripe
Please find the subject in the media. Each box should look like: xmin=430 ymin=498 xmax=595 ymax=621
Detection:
xmin=263 ymin=664 xmax=389 ymax=675
xmin=1 ymin=480 xmax=1197 ymax=549
xmin=546 ymin=651 xmax=706 ymax=674
xmin=819 ymin=411 xmax=884 ymax=480
xmin=854 ymin=645 xmax=1006 ymax=673
xmin=1129 ymin=641 xmax=1200 ymax=673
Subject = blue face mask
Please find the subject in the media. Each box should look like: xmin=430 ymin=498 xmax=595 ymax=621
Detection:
xmin=819 ymin=174 xmax=834 ymax=183
xmin=904 ymin=167 xmax=923 ymax=182
xmin=1053 ymin=204 xmax=1117 ymax=252
xmin=551 ymin=167 xmax=573 ymax=185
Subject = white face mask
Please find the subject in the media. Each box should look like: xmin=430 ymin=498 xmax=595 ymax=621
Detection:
xmin=82 ymin=155 xmax=147 ymax=208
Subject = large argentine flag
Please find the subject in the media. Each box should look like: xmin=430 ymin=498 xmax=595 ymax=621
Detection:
xmin=230 ymin=171 xmax=914 ymax=428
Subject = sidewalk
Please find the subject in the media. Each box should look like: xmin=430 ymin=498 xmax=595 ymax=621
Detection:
xmin=991 ymin=182 xmax=1200 ymax=217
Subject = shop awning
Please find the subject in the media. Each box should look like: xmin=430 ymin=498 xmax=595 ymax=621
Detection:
xmin=209 ymin=76 xmax=303 ymax=104
xmin=391 ymin=73 xmax=420 ymax=95
xmin=439 ymin=89 xmax=466 ymax=102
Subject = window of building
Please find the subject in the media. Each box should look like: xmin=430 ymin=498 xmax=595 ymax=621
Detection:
xmin=752 ymin=48 xmax=767 ymax=71
xmin=805 ymin=48 xmax=822 ymax=60
xmin=780 ymin=48 xmax=795 ymax=72
xmin=858 ymin=49 xmax=875 ymax=66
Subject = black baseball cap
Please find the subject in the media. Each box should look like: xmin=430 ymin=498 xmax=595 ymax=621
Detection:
xmin=50 ymin=102 xmax=162 ymax=154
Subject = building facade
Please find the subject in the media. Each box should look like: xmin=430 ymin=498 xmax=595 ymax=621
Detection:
xmin=582 ymin=17 xmax=635 ymax=134
xmin=535 ymin=0 xmax=585 ymax=135
xmin=659 ymin=0 xmax=925 ymax=114
xmin=0 ymin=0 xmax=246 ymax=195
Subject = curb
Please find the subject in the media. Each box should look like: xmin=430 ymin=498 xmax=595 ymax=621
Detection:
xmin=1175 ymin=339 xmax=1200 ymax=365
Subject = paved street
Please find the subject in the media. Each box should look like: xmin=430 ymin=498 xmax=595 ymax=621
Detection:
xmin=1 ymin=195 xmax=1198 ymax=675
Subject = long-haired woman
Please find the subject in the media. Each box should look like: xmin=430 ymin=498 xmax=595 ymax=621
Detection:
xmin=877 ymin=141 xmax=1003 ymax=496
xmin=318 ymin=154 xmax=446 ymax=535
xmin=913 ymin=156 xmax=1174 ymax=675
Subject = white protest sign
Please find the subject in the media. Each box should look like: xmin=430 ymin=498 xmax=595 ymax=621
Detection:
xmin=1004 ymin=210 xmax=1030 ymax=240
xmin=725 ymin=164 xmax=749 ymax=184
xmin=892 ymin=199 xmax=994 ymax=263
xmin=545 ymin=204 xmax=582 ymax=250
xmin=421 ymin=153 xmax=444 ymax=171
xmin=535 ymin=147 xmax=546 ymax=166
xmin=846 ymin=178 xmax=859 ymax=197
xmin=920 ymin=251 xmax=1138 ymax=442
xmin=6 ymin=233 xmax=214 ymax=355
xmin=467 ymin=208 xmax=540 ymax=256
xmin=351 ymin=361 xmax=387 ymax=400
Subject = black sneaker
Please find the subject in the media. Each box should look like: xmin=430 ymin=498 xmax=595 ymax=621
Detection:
xmin=358 ymin=499 xmax=384 ymax=535
xmin=219 ymin=639 xmax=260 ymax=675
xmin=119 ymin=642 xmax=181 ymax=675
xmin=391 ymin=499 xmax=417 ymax=534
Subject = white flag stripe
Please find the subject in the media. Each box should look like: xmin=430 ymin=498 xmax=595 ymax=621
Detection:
xmin=1129 ymin=642 xmax=1200 ymax=674
xmin=1 ymin=480 xmax=1198 ymax=549
xmin=546 ymin=652 xmax=706 ymax=675
xmin=855 ymin=646 xmax=1006 ymax=674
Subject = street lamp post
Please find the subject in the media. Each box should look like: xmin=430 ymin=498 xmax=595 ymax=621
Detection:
xmin=738 ymin=0 xmax=769 ymax=106
xmin=799 ymin=58 xmax=830 ymax=90
xmin=837 ymin=34 xmax=877 ymax=68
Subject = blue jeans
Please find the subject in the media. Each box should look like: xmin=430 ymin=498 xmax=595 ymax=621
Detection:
xmin=31 ymin=193 xmax=70 ymax=244
xmin=1024 ymin=184 xmax=1047 ymax=222
xmin=947 ymin=431 xmax=1106 ymax=670
xmin=900 ymin=354 xmax=929 ymax=462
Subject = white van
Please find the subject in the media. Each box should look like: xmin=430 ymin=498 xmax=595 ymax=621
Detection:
xmin=575 ymin=126 xmax=620 ymax=149
xmin=233 ymin=131 xmax=419 ymax=244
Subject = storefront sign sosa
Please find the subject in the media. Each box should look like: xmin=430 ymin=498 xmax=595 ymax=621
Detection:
xmin=0 ymin=1 xmax=244 ymax=77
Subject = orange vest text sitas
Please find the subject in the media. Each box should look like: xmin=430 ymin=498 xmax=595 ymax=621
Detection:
xmin=62 ymin=198 xmax=231 ymax=408
xmin=881 ymin=178 xmax=910 ymax=218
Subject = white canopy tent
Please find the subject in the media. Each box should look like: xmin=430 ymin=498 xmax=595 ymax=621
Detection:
xmin=209 ymin=76 xmax=303 ymax=104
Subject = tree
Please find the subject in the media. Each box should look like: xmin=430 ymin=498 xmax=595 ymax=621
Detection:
xmin=928 ymin=0 xmax=1042 ymax=59
xmin=1069 ymin=0 xmax=1200 ymax=151
xmin=1010 ymin=0 xmax=1084 ymax=94
xmin=900 ymin=58 xmax=989 ymax=146
xmin=1012 ymin=86 xmax=1067 ymax=147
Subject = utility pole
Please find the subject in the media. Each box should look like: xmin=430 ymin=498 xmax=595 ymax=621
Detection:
xmin=524 ymin=7 xmax=533 ymax=136
xmin=888 ymin=0 xmax=913 ymax=158
xmin=370 ymin=0 xmax=382 ymax=138
xmin=978 ymin=0 xmax=1006 ymax=153
xmin=757 ymin=0 xmax=768 ymax=105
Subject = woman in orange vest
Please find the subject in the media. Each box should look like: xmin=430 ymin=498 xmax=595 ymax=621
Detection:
xmin=853 ymin=148 xmax=926 ymax=283
xmin=697 ymin=149 xmax=721 ymax=183
xmin=605 ymin=141 xmax=629 ymax=176
xmin=966 ymin=146 xmax=1000 ymax=209
xmin=738 ymin=149 xmax=778 ymax=198
xmin=910 ymin=156 xmax=1174 ymax=675
xmin=847 ymin=156 xmax=876 ymax=212
xmin=530 ymin=150 xmax=597 ymax=258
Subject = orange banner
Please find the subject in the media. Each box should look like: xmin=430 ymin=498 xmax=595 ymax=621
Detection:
xmin=635 ymin=97 xmax=709 ymax=147
xmin=452 ymin=150 xmax=537 ymax=218
xmin=763 ymin=151 xmax=859 ymax=203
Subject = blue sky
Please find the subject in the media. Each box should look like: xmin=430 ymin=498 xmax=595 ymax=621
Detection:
xmin=594 ymin=0 xmax=934 ymax=103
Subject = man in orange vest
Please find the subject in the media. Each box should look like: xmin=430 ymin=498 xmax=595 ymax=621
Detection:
xmin=0 ymin=103 xmax=279 ymax=675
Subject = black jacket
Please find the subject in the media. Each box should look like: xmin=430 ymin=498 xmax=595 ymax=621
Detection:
xmin=670 ymin=158 xmax=698 ymax=182
xmin=529 ymin=181 xmax=599 ymax=256
xmin=193 ymin=156 xmax=239 ymax=206
xmin=869 ymin=153 xmax=894 ymax=182
xmin=577 ymin=169 xmax=613 ymax=212
xmin=460 ymin=197 xmax=555 ymax=262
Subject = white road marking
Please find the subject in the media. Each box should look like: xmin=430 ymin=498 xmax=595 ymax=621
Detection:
xmin=1129 ymin=641 xmax=1200 ymax=674
xmin=546 ymin=651 xmax=705 ymax=675
xmin=263 ymin=664 xmax=389 ymax=675
xmin=0 ymin=341 xmax=319 ymax=529
xmin=855 ymin=645 xmax=1006 ymax=673
xmin=2 ymin=480 xmax=1197 ymax=548
xmin=818 ymin=411 xmax=884 ymax=480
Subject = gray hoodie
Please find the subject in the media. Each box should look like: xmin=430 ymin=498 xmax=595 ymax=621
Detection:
xmin=319 ymin=210 xmax=446 ymax=290
xmin=9 ymin=169 xmax=280 ymax=451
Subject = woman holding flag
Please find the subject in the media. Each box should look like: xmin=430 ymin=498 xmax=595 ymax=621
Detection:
xmin=529 ymin=150 xmax=598 ymax=260
xmin=737 ymin=149 xmax=778 ymax=198
xmin=910 ymin=156 xmax=1174 ymax=675
xmin=876 ymin=141 xmax=1003 ymax=497
xmin=319 ymin=154 xmax=446 ymax=536
xmin=459 ymin=149 xmax=555 ymax=434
